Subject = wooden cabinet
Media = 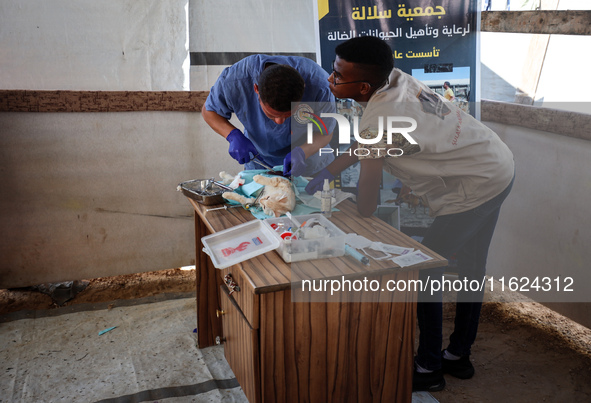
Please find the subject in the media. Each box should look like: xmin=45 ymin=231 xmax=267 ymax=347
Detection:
xmin=216 ymin=265 xmax=419 ymax=403
xmin=188 ymin=199 xmax=447 ymax=403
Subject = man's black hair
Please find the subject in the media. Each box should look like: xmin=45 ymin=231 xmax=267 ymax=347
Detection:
xmin=335 ymin=36 xmax=394 ymax=85
xmin=258 ymin=64 xmax=305 ymax=112
xmin=444 ymin=81 xmax=451 ymax=87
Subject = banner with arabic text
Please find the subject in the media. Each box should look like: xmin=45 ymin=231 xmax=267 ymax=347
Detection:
xmin=316 ymin=0 xmax=479 ymax=113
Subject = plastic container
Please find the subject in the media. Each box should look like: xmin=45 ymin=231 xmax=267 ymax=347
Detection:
xmin=263 ymin=214 xmax=346 ymax=263
xmin=201 ymin=220 xmax=281 ymax=269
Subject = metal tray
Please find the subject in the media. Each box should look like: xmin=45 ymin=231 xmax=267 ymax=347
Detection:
xmin=177 ymin=179 xmax=227 ymax=205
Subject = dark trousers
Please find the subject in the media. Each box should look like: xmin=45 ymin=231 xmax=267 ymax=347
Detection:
xmin=415 ymin=175 xmax=514 ymax=370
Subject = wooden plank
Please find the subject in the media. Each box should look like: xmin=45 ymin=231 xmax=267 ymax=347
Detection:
xmin=481 ymin=11 xmax=591 ymax=35
xmin=195 ymin=212 xmax=223 ymax=348
xmin=309 ymin=299 xmax=328 ymax=402
xmin=355 ymin=297 xmax=374 ymax=401
xmin=513 ymin=0 xmax=560 ymax=105
xmin=513 ymin=33 xmax=551 ymax=105
xmin=331 ymin=301 xmax=356 ymax=402
xmin=293 ymin=293 xmax=312 ymax=403
xmin=260 ymin=292 xmax=289 ymax=403
xmin=220 ymin=286 xmax=261 ymax=403
xmin=0 ymin=90 xmax=209 ymax=112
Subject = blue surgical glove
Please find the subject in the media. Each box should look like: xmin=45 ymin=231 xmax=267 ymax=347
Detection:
xmin=305 ymin=168 xmax=335 ymax=195
xmin=282 ymin=147 xmax=306 ymax=177
xmin=226 ymin=128 xmax=258 ymax=165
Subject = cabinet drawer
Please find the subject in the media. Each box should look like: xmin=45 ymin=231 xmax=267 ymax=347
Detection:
xmin=219 ymin=286 xmax=261 ymax=403
xmin=219 ymin=266 xmax=259 ymax=329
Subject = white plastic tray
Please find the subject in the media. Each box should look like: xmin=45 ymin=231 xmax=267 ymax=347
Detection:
xmin=201 ymin=220 xmax=281 ymax=269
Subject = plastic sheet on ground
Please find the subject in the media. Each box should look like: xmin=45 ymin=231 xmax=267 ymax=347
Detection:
xmin=0 ymin=297 xmax=247 ymax=402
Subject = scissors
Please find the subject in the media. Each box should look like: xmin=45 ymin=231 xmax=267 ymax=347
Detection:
xmin=250 ymin=154 xmax=291 ymax=178
xmin=250 ymin=154 xmax=275 ymax=171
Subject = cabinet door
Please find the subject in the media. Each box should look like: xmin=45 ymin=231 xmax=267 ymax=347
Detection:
xmin=220 ymin=268 xmax=259 ymax=329
xmin=219 ymin=286 xmax=261 ymax=403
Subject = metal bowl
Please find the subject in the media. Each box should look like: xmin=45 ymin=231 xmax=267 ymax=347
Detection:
xmin=177 ymin=179 xmax=226 ymax=205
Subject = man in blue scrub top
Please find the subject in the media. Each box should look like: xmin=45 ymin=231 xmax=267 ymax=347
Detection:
xmin=201 ymin=54 xmax=337 ymax=177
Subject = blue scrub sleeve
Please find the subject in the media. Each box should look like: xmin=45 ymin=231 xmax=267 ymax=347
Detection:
xmin=204 ymin=67 xmax=235 ymax=119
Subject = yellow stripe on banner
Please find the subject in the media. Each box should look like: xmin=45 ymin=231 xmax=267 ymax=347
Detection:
xmin=318 ymin=0 xmax=329 ymax=20
xmin=306 ymin=116 xmax=323 ymax=135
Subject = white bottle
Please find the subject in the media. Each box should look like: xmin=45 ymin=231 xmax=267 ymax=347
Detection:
xmin=320 ymin=178 xmax=332 ymax=218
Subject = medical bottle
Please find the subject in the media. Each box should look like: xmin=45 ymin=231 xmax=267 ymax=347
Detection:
xmin=320 ymin=178 xmax=332 ymax=217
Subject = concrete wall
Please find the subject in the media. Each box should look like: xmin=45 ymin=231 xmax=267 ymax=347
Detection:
xmin=0 ymin=0 xmax=189 ymax=91
xmin=484 ymin=120 xmax=591 ymax=327
xmin=0 ymin=111 xmax=241 ymax=288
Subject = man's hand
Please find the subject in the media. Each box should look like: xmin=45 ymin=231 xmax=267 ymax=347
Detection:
xmin=282 ymin=147 xmax=306 ymax=177
xmin=226 ymin=129 xmax=257 ymax=164
xmin=305 ymin=168 xmax=335 ymax=194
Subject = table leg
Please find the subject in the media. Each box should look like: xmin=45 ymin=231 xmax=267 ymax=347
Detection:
xmin=195 ymin=212 xmax=222 ymax=348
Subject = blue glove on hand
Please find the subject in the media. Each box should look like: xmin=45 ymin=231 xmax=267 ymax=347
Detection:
xmin=226 ymin=129 xmax=258 ymax=165
xmin=282 ymin=147 xmax=306 ymax=177
xmin=305 ymin=168 xmax=335 ymax=195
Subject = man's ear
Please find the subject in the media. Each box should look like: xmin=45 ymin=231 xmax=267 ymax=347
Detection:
xmin=360 ymin=82 xmax=372 ymax=95
xmin=254 ymin=83 xmax=259 ymax=94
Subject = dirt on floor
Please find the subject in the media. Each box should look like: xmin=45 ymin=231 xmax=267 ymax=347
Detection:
xmin=434 ymin=300 xmax=591 ymax=402
xmin=1 ymin=268 xmax=590 ymax=402
xmin=0 ymin=268 xmax=196 ymax=313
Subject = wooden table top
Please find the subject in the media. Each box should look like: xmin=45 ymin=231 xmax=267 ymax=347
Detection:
xmin=188 ymin=197 xmax=447 ymax=294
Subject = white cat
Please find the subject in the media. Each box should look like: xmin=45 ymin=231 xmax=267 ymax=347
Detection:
xmin=220 ymin=173 xmax=296 ymax=217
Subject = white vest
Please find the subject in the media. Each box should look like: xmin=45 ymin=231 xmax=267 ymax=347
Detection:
xmin=358 ymin=68 xmax=514 ymax=216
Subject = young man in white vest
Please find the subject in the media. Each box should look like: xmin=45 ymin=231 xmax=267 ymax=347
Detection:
xmin=306 ymin=36 xmax=515 ymax=392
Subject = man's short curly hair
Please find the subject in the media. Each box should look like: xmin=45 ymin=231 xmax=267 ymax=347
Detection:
xmin=257 ymin=64 xmax=305 ymax=112
xmin=335 ymin=37 xmax=394 ymax=85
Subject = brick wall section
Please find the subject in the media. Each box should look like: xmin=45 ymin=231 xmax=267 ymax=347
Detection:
xmin=0 ymin=90 xmax=209 ymax=112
